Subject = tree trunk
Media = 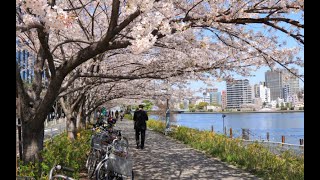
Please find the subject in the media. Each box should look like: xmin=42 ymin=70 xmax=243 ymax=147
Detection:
xmin=21 ymin=119 xmax=44 ymax=163
xmin=66 ymin=114 xmax=77 ymax=140
xmin=87 ymin=112 xmax=94 ymax=128
xmin=80 ymin=110 xmax=86 ymax=130
xmin=60 ymin=97 xmax=77 ymax=140
xmin=84 ymin=115 xmax=89 ymax=129
xmin=76 ymin=107 xmax=85 ymax=130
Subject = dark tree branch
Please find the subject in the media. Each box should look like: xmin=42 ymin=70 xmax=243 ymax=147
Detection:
xmin=16 ymin=23 xmax=43 ymax=32
xmin=59 ymin=71 xmax=80 ymax=93
xmin=107 ymin=0 xmax=120 ymax=36
xmin=184 ymin=0 xmax=205 ymax=19
xmin=16 ymin=62 xmax=31 ymax=107
xmin=263 ymin=21 xmax=304 ymax=44
xmin=78 ymin=72 xmax=167 ymax=80
xmin=51 ymin=39 xmax=92 ymax=54
xmin=67 ymin=0 xmax=91 ymax=40
xmin=63 ymin=0 xmax=92 ymax=12
xmin=37 ymin=28 xmax=56 ymax=77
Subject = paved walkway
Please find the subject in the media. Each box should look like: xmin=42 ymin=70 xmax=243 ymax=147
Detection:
xmin=110 ymin=119 xmax=260 ymax=180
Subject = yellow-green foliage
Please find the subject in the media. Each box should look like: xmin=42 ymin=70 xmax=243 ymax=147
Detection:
xmin=147 ymin=119 xmax=304 ymax=180
xmin=124 ymin=113 xmax=133 ymax=120
xmin=17 ymin=129 xmax=92 ymax=179
xmin=147 ymin=119 xmax=166 ymax=132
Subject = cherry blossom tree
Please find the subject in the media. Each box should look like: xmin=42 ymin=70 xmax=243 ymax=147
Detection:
xmin=16 ymin=0 xmax=303 ymax=162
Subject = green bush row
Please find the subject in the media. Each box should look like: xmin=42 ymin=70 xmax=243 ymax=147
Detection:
xmin=17 ymin=129 xmax=92 ymax=179
xmin=147 ymin=120 xmax=304 ymax=180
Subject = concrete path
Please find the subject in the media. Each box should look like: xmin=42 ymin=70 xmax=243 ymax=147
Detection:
xmin=113 ymin=119 xmax=260 ymax=180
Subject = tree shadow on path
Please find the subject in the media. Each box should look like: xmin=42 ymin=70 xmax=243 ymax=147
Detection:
xmin=117 ymin=120 xmax=260 ymax=180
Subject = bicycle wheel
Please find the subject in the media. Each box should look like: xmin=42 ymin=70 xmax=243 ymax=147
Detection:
xmin=87 ymin=150 xmax=98 ymax=179
xmin=95 ymin=161 xmax=117 ymax=180
xmin=86 ymin=149 xmax=93 ymax=168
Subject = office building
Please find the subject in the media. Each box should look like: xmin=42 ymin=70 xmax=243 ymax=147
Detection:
xmin=265 ymin=68 xmax=299 ymax=101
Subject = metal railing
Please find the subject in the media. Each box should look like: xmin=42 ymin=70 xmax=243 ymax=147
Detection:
xmin=241 ymin=139 xmax=304 ymax=156
xmin=45 ymin=117 xmax=66 ymax=128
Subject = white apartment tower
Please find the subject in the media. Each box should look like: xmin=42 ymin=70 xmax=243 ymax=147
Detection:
xmin=253 ymin=82 xmax=271 ymax=103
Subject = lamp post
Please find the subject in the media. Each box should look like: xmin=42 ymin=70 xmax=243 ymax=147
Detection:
xmin=165 ymin=98 xmax=170 ymax=135
xmin=222 ymin=114 xmax=226 ymax=134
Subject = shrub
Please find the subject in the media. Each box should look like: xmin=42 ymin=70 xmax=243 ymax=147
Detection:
xmin=17 ymin=129 xmax=92 ymax=179
xmin=147 ymin=119 xmax=166 ymax=132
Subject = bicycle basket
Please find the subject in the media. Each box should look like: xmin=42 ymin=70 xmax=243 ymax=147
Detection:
xmin=106 ymin=137 xmax=132 ymax=176
xmin=107 ymin=153 xmax=133 ymax=176
xmin=113 ymin=138 xmax=129 ymax=156
xmin=91 ymin=133 xmax=109 ymax=150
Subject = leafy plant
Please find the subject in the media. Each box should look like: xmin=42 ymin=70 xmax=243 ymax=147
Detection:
xmin=124 ymin=113 xmax=133 ymax=120
xmin=17 ymin=129 xmax=92 ymax=179
xmin=142 ymin=100 xmax=154 ymax=110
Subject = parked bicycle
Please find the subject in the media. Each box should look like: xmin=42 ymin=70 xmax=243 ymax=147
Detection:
xmin=48 ymin=164 xmax=75 ymax=180
xmin=86 ymin=130 xmax=112 ymax=179
xmin=87 ymin=120 xmax=123 ymax=179
xmin=94 ymin=137 xmax=133 ymax=180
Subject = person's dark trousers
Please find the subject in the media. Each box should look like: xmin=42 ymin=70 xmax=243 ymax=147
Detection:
xmin=135 ymin=128 xmax=146 ymax=149
xmin=135 ymin=129 xmax=140 ymax=148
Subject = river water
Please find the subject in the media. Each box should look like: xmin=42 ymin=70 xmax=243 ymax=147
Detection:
xmin=150 ymin=112 xmax=304 ymax=145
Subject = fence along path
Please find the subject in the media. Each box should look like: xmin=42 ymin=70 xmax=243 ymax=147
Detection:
xmin=221 ymin=127 xmax=304 ymax=156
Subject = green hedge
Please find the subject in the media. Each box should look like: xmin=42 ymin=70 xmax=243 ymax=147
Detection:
xmin=17 ymin=129 xmax=92 ymax=179
xmin=147 ymin=120 xmax=304 ymax=180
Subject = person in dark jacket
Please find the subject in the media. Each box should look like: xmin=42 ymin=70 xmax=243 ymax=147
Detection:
xmin=133 ymin=104 xmax=148 ymax=149
xmin=115 ymin=110 xmax=119 ymax=120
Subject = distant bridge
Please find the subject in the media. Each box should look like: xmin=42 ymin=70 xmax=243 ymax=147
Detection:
xmin=146 ymin=110 xmax=187 ymax=114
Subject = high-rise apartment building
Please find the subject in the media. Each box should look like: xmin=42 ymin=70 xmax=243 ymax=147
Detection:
xmin=265 ymin=69 xmax=299 ymax=101
xmin=265 ymin=70 xmax=282 ymax=100
xmin=283 ymin=69 xmax=300 ymax=96
xmin=221 ymin=90 xmax=227 ymax=109
xmin=226 ymin=79 xmax=252 ymax=109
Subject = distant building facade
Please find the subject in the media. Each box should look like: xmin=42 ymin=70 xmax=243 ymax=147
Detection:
xmin=226 ymin=79 xmax=252 ymax=109
xmin=253 ymin=82 xmax=271 ymax=103
xmin=265 ymin=69 xmax=299 ymax=101
xmin=221 ymin=90 xmax=227 ymax=109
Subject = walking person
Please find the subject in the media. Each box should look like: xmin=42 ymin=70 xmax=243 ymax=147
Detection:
xmin=120 ymin=110 xmax=124 ymax=121
xmin=133 ymin=104 xmax=148 ymax=149
xmin=115 ymin=110 xmax=119 ymax=120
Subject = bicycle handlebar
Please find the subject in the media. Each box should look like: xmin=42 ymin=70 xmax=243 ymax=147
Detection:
xmin=48 ymin=164 xmax=75 ymax=180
